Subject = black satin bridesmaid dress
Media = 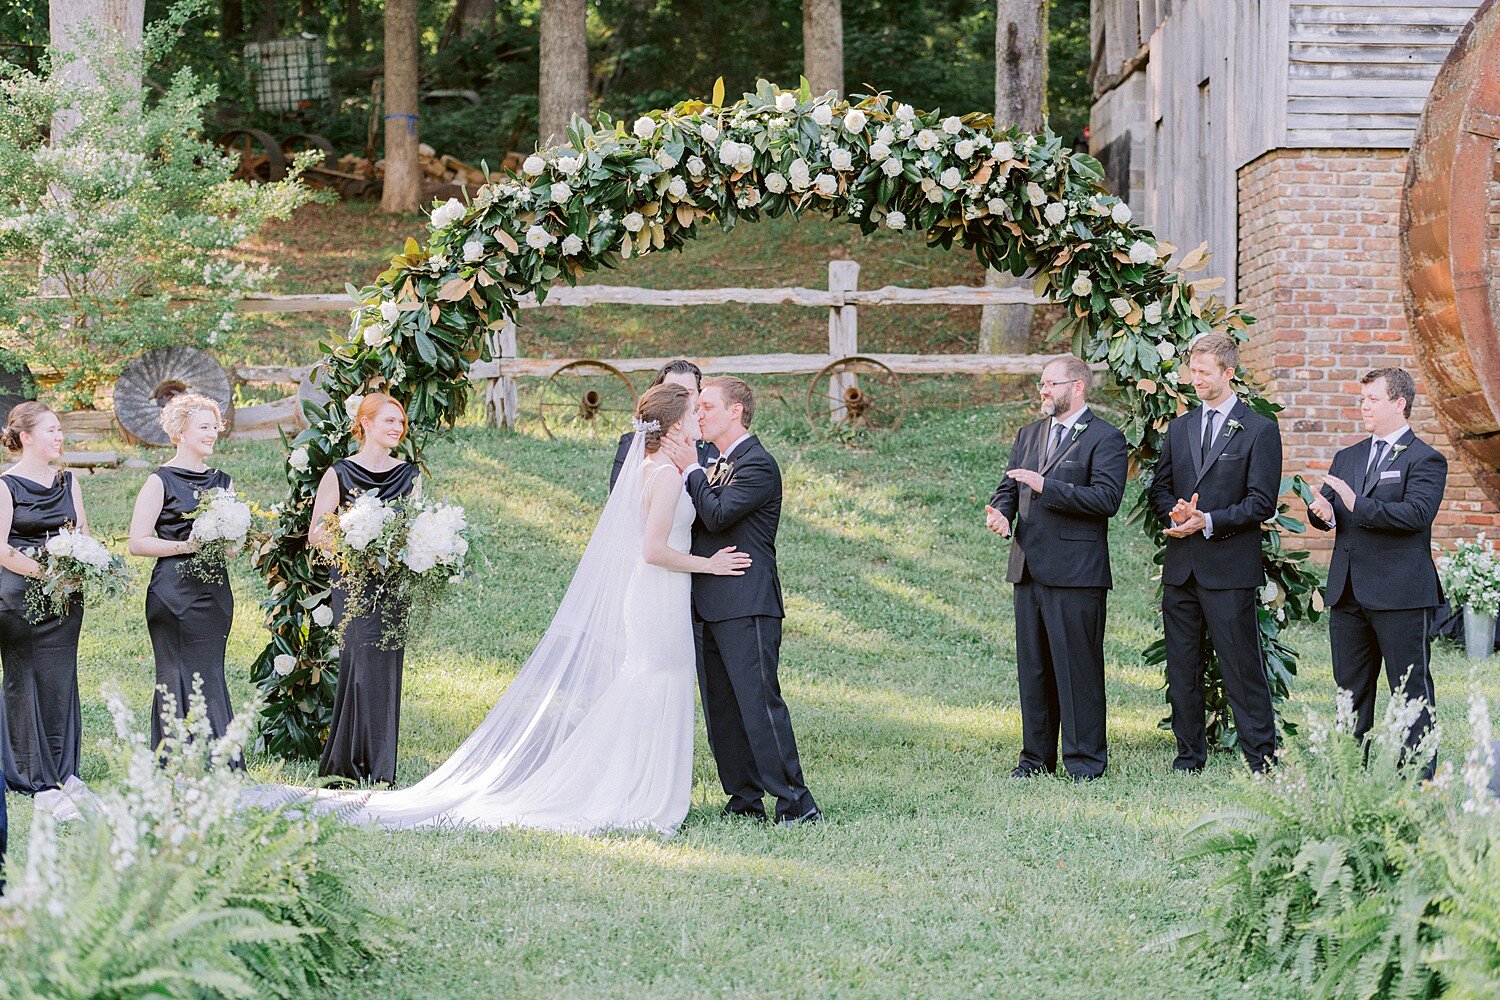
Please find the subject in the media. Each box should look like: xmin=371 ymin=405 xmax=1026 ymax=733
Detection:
xmin=0 ymin=471 xmax=83 ymax=794
xmin=319 ymin=458 xmax=420 ymax=785
xmin=146 ymin=466 xmax=236 ymax=755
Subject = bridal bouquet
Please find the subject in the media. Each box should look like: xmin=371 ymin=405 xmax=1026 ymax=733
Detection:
xmin=322 ymin=494 xmax=469 ymax=647
xmin=23 ymin=525 xmax=131 ymax=621
xmin=182 ymin=487 xmax=254 ymax=582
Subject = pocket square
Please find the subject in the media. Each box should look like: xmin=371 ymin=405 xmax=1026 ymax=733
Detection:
xmin=1380 ymin=470 xmax=1401 ymax=480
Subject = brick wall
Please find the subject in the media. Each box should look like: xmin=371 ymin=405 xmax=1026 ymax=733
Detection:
xmin=1236 ymin=148 xmax=1500 ymax=559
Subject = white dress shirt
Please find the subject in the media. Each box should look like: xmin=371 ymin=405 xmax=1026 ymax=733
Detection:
xmin=1198 ymin=396 xmax=1238 ymax=538
xmin=682 ymin=432 xmax=753 ymax=481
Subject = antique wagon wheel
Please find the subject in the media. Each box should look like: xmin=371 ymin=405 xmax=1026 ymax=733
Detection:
xmin=280 ymin=132 xmax=337 ymax=170
xmin=114 ymin=347 xmax=234 ymax=447
xmin=805 ymin=356 xmax=904 ymax=438
xmin=215 ymin=128 xmax=287 ymax=183
xmin=1401 ymin=0 xmax=1500 ymax=507
xmin=0 ymin=349 xmax=36 ymax=426
xmin=536 ymin=360 xmax=637 ymax=440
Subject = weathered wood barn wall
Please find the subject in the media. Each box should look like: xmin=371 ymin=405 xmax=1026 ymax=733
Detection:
xmin=1090 ymin=0 xmax=1499 ymax=554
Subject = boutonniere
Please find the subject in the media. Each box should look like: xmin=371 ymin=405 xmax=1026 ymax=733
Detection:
xmin=1223 ymin=418 xmax=1244 ymax=439
xmin=707 ymin=460 xmax=734 ymax=487
xmin=1391 ymin=443 xmax=1408 ymax=457
xmin=1070 ymin=421 xmax=1090 ymax=440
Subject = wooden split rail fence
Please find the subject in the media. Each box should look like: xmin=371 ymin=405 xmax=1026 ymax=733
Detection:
xmin=231 ymin=260 xmax=1074 ymax=432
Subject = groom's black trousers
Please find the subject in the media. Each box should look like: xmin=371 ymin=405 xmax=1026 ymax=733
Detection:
xmin=696 ymin=615 xmax=816 ymax=821
xmin=1013 ymin=579 xmax=1108 ymax=778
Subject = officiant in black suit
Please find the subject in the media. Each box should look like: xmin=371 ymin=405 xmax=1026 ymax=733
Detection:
xmin=987 ymin=354 xmax=1128 ymax=781
xmin=1148 ymin=333 xmax=1282 ymax=774
xmin=609 ymin=359 xmax=717 ymax=490
xmin=661 ymin=376 xmax=819 ymax=826
xmin=1307 ymin=367 xmax=1446 ymax=775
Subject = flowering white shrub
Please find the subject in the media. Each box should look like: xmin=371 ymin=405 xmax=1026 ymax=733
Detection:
xmin=1439 ymin=533 xmax=1500 ymax=616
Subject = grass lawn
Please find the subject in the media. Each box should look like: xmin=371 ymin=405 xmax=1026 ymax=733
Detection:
xmin=6 ymin=394 xmax=1498 ymax=998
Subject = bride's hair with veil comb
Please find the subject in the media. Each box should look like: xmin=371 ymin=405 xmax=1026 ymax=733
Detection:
xmin=634 ymin=383 xmax=691 ymax=453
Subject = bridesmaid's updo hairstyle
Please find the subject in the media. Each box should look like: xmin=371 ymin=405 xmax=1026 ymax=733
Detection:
xmin=351 ymin=392 xmax=407 ymax=444
xmin=159 ymin=392 xmax=224 ymax=443
xmin=2 ymin=401 xmax=55 ymax=454
xmin=634 ymin=383 xmax=691 ymax=453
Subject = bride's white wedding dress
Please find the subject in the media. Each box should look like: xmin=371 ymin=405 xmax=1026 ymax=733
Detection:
xmin=249 ymin=436 xmax=698 ymax=836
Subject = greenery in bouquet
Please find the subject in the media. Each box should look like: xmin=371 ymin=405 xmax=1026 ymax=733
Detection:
xmin=180 ymin=486 xmax=254 ymax=584
xmin=22 ymin=525 xmax=129 ymax=622
xmin=1438 ymin=533 xmax=1500 ymax=617
xmin=320 ymin=493 xmax=469 ymax=649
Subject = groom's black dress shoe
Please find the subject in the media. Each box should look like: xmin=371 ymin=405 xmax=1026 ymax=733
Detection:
xmin=722 ymin=805 xmax=768 ymax=822
xmin=1009 ymin=765 xmax=1054 ymax=779
xmin=1070 ymin=773 xmax=1102 ymax=784
xmin=778 ymin=808 xmax=822 ymax=827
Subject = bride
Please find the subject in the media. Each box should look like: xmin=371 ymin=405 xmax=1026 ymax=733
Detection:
xmin=261 ymin=383 xmax=750 ymax=836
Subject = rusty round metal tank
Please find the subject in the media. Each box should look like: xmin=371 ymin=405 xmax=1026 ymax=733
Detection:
xmin=1401 ymin=0 xmax=1500 ymax=507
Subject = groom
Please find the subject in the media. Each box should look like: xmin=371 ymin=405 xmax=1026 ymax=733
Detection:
xmin=661 ymin=377 xmax=820 ymax=826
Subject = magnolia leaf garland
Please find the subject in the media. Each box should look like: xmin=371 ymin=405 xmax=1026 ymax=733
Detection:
xmin=250 ymin=80 xmax=1321 ymax=758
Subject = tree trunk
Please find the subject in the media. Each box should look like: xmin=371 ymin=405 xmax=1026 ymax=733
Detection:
xmin=979 ymin=0 xmax=1048 ymax=354
xmin=802 ymin=0 xmax=843 ymax=99
xmin=252 ymin=0 xmax=278 ymax=41
xmin=441 ymin=0 xmax=498 ymax=51
xmin=380 ymin=0 xmax=421 ymax=214
xmin=222 ymin=0 xmax=244 ymax=44
xmin=538 ymin=0 xmax=589 ymax=150
xmin=48 ymin=0 xmax=145 ymax=141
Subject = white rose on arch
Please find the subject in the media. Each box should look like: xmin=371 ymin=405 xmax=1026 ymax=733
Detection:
xmin=667 ymin=175 xmax=689 ymax=200
xmin=775 ymin=92 xmax=797 ymax=112
xmin=1111 ymin=298 xmax=1132 ymax=318
xmin=622 ymin=212 xmax=646 ymax=233
xmin=561 ymin=234 xmax=584 ymax=256
xmin=954 ymin=139 xmax=975 ymax=160
xmin=814 ymin=173 xmax=837 ymax=196
xmin=311 ymin=604 xmax=334 ymax=628
xmin=1111 ymin=202 xmax=1133 ymax=225
xmin=1156 ymin=340 xmax=1177 ymax=360
xmin=378 ymin=299 xmax=401 ymax=324
xmin=939 ymin=167 xmax=963 ymax=190
xmin=521 ymin=155 xmax=545 ymax=176
xmin=700 ymin=122 xmax=720 ymax=143
xmin=1128 ymin=240 xmax=1158 ymax=264
xmin=993 ymin=140 xmax=1016 ymax=162
xmin=344 ymin=394 xmax=365 ymax=420
xmin=881 ymin=157 xmax=903 ymax=178
xmin=363 ymin=322 xmax=391 ymax=348
xmin=829 ymin=148 xmax=854 ymax=172
xmin=869 ymin=141 xmax=891 ymax=162
xmin=289 ymin=446 xmax=310 ymax=473
xmin=788 ymin=158 xmax=812 ymax=190
xmin=1070 ymin=274 xmax=1093 ymax=297
xmin=941 ymin=115 xmax=963 ymax=135
xmin=1044 ymin=202 xmax=1067 ymax=226
xmin=764 ymin=171 xmax=788 ymax=194
xmin=549 ymin=182 xmax=572 ymax=204
xmin=687 ymin=155 xmax=706 ymax=177
xmin=525 ymin=225 xmax=556 ymax=250
xmin=463 ymin=239 xmax=485 ymax=262
xmin=1025 ymin=182 xmax=1046 ymax=206
xmin=894 ymin=103 xmax=915 ymax=122
xmin=555 ymin=155 xmax=581 ymax=176
xmin=632 ymin=116 xmax=657 ymax=140
xmin=656 ymin=151 xmax=678 ymax=170
xmin=1143 ymin=302 xmax=1164 ymax=326
xmin=811 ymin=104 xmax=833 ymax=127
xmin=429 ymin=197 xmax=466 ymax=229
xmin=842 ymin=109 xmax=867 ymax=133
xmin=915 ymin=129 xmax=939 ymax=151
xmin=885 ymin=211 xmax=907 ymax=230
xmin=273 ymin=653 xmax=296 ymax=676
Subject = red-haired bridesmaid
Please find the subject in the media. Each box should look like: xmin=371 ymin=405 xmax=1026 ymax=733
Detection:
xmin=308 ymin=393 xmax=420 ymax=785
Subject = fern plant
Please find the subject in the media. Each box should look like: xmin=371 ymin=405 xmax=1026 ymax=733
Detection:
xmin=1176 ymin=689 xmax=1446 ymax=999
xmin=0 ymin=684 xmax=396 ymax=998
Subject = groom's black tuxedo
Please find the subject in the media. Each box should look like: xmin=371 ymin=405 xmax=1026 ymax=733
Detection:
xmin=989 ymin=408 xmax=1127 ymax=778
xmin=1308 ymin=428 xmax=1445 ymax=771
xmin=1148 ymin=397 xmax=1281 ymax=771
xmin=684 ymin=434 xmax=816 ymax=822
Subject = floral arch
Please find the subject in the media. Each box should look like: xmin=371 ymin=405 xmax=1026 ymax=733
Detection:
xmin=251 ymin=79 xmax=1321 ymax=757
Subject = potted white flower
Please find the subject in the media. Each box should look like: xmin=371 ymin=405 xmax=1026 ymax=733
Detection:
xmin=1438 ymin=533 xmax=1500 ymax=659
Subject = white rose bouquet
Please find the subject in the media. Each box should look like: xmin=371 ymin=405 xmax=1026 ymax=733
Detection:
xmin=319 ymin=495 xmax=469 ymax=648
xmin=182 ymin=487 xmax=255 ymax=583
xmin=23 ymin=525 xmax=130 ymax=622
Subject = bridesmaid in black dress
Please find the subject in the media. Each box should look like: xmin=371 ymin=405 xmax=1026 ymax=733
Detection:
xmin=309 ymin=393 xmax=420 ymax=785
xmin=0 ymin=402 xmax=89 ymax=794
xmin=127 ymin=392 xmax=236 ymax=755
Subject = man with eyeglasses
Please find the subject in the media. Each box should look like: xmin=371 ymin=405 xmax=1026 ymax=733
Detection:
xmin=1307 ymin=367 xmax=1446 ymax=776
xmin=986 ymin=354 xmax=1127 ymax=782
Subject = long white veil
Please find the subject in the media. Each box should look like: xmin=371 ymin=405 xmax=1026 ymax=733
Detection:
xmin=258 ymin=431 xmax=651 ymax=828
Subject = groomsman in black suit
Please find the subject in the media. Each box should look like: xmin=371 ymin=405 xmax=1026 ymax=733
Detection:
xmin=1306 ymin=367 xmax=1446 ymax=774
xmin=608 ymin=359 xmax=717 ymax=490
xmin=987 ymin=355 xmax=1128 ymax=781
xmin=1148 ymin=333 xmax=1282 ymax=773
xmin=661 ymin=377 xmax=819 ymax=825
